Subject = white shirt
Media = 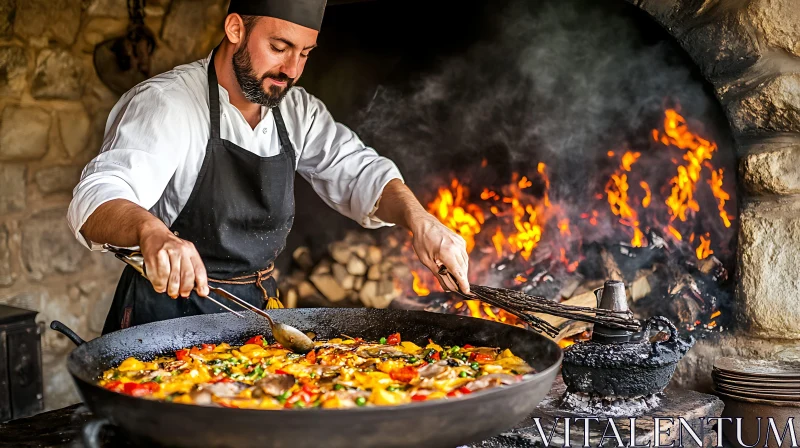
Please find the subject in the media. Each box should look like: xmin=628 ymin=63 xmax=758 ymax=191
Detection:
xmin=68 ymin=55 xmax=403 ymax=249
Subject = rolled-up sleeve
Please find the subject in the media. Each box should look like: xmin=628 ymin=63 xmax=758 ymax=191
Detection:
xmin=67 ymin=86 xmax=189 ymax=249
xmin=294 ymin=93 xmax=403 ymax=228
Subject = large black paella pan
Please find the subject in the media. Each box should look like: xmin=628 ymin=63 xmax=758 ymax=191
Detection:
xmin=54 ymin=308 xmax=562 ymax=448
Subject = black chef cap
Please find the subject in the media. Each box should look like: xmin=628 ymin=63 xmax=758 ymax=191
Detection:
xmin=228 ymin=0 xmax=327 ymax=31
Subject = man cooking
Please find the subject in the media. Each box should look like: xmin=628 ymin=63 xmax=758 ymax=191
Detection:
xmin=67 ymin=0 xmax=470 ymax=334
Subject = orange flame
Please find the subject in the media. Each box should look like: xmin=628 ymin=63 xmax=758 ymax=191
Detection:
xmin=696 ymin=234 xmax=713 ymax=260
xmin=411 ymin=271 xmax=430 ymax=296
xmin=640 ymin=181 xmax=651 ymax=208
xmin=708 ymin=169 xmax=733 ymax=228
xmin=605 ymin=151 xmax=645 ymax=247
xmin=428 ymin=179 xmax=484 ymax=253
xmin=656 ymin=109 xmax=716 ymax=223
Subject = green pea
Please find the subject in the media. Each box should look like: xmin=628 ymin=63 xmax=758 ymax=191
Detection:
xmin=309 ymin=372 xmax=317 ymax=378
xmin=355 ymin=397 xmax=367 ymax=406
xmin=408 ymin=357 xmax=418 ymax=363
xmin=379 ymin=337 xmax=387 ymax=344
xmin=459 ymin=371 xmax=468 ymax=378
xmin=386 ymin=386 xmax=399 ymax=392
xmin=470 ymin=362 xmax=480 ymax=370
xmin=334 ymin=384 xmax=344 ymax=391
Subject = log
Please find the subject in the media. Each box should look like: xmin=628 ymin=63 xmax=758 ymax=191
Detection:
xmin=329 ymin=242 xmax=352 ymax=265
xmin=359 ymin=280 xmax=378 ymax=307
xmin=353 ymin=276 xmax=365 ymax=291
xmin=284 ymin=288 xmax=298 ymax=309
xmin=309 ymin=273 xmax=347 ymax=302
xmin=365 ymin=246 xmax=382 ymax=265
xmin=628 ymin=268 xmax=656 ymax=303
xmin=346 ymin=255 xmax=368 ymax=276
xmin=331 ymin=263 xmax=353 ymax=290
xmin=600 ymin=247 xmax=623 ymax=281
xmin=367 ymin=264 xmax=381 ymax=281
xmin=312 ymin=259 xmax=332 ymax=276
xmin=292 ymin=246 xmax=314 ymax=271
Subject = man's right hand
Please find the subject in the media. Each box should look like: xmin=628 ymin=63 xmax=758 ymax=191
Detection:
xmin=139 ymin=223 xmax=209 ymax=299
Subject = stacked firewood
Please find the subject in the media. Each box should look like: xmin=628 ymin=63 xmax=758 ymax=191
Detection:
xmin=279 ymin=231 xmax=409 ymax=309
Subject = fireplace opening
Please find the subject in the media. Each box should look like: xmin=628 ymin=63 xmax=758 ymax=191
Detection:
xmin=279 ymin=0 xmax=737 ymax=346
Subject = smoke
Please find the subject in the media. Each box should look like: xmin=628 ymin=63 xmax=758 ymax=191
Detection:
xmin=355 ymin=0 xmax=733 ymax=204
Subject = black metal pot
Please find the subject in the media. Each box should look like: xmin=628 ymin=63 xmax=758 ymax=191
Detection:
xmin=561 ymin=316 xmax=694 ymax=398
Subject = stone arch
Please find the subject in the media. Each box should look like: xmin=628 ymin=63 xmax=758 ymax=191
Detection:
xmin=627 ymin=0 xmax=800 ymax=339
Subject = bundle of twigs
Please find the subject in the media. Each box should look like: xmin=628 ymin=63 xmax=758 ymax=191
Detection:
xmin=440 ymin=268 xmax=641 ymax=338
xmin=468 ymin=284 xmax=640 ymax=336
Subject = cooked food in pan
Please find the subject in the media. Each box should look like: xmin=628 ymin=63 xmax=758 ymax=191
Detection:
xmin=98 ymin=333 xmax=534 ymax=409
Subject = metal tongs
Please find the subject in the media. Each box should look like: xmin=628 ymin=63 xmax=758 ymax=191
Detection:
xmin=104 ymin=244 xmax=315 ymax=353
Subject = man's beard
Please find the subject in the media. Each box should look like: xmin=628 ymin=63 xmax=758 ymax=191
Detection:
xmin=232 ymin=44 xmax=294 ymax=108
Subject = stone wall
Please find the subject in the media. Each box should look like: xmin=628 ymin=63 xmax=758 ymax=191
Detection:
xmin=0 ymin=0 xmax=228 ymax=410
xmin=627 ymin=0 xmax=800 ymax=389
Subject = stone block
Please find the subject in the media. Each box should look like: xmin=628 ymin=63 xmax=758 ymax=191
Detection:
xmin=57 ymin=108 xmax=91 ymax=158
xmin=31 ymin=48 xmax=84 ymax=100
xmin=741 ymin=145 xmax=800 ymax=195
xmin=679 ymin=11 xmax=760 ymax=82
xmin=0 ymin=105 xmax=51 ymax=161
xmin=14 ymin=0 xmax=81 ymax=45
xmin=35 ymin=165 xmax=82 ymax=194
xmin=738 ymin=200 xmax=800 ymax=339
xmin=748 ymin=0 xmax=800 ymax=58
xmin=0 ymin=46 xmax=27 ymax=97
xmin=0 ymin=0 xmax=14 ymax=38
xmin=0 ymin=163 xmax=25 ymax=214
xmin=85 ymin=0 xmax=127 ymax=19
xmin=0 ymin=224 xmax=12 ymax=286
xmin=160 ymin=0 xmax=226 ymax=60
xmin=727 ymin=73 xmax=800 ymax=136
xmin=79 ymin=17 xmax=128 ymax=54
xmin=22 ymin=208 xmax=86 ymax=280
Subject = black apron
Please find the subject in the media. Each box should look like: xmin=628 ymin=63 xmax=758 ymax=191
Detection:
xmin=102 ymin=49 xmax=296 ymax=334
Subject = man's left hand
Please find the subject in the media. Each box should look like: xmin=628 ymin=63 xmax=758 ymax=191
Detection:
xmin=410 ymin=215 xmax=470 ymax=294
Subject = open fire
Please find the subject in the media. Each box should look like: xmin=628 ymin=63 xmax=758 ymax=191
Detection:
xmin=398 ymin=107 xmax=734 ymax=340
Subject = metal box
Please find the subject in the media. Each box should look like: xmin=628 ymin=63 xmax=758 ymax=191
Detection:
xmin=0 ymin=304 xmax=44 ymax=422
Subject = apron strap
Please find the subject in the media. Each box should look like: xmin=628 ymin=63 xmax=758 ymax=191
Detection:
xmin=271 ymin=107 xmax=297 ymax=167
xmin=207 ymin=48 xmax=222 ymax=140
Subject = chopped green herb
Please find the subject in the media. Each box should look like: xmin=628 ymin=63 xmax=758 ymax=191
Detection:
xmin=153 ymin=375 xmax=163 ymax=383
xmin=293 ymin=401 xmax=306 ymax=408
xmin=407 ymin=357 xmax=418 ymax=363
xmin=386 ymin=385 xmax=399 ymax=392
xmin=470 ymin=362 xmax=480 ymax=370
xmin=333 ymin=384 xmax=344 ymax=391
xmin=355 ymin=397 xmax=366 ymax=406
xmin=309 ymin=372 xmax=317 ymax=378
xmin=450 ymin=346 xmax=461 ymax=353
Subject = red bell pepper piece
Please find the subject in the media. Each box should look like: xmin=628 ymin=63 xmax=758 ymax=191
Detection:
xmin=471 ymin=353 xmax=494 ymax=364
xmin=463 ymin=344 xmax=474 ymax=349
xmin=430 ymin=351 xmax=440 ymax=361
xmin=175 ymin=349 xmax=190 ymax=361
xmin=275 ymin=369 xmax=290 ymax=375
xmin=386 ymin=333 xmax=401 ymax=345
xmin=123 ymin=382 xmax=159 ymax=397
xmin=390 ymin=366 xmax=418 ymax=383
xmin=200 ymin=343 xmax=216 ymax=353
xmin=189 ymin=346 xmax=202 ymax=356
xmin=410 ymin=394 xmax=428 ymax=402
xmin=103 ymin=380 xmax=124 ymax=393
xmin=246 ymin=335 xmax=264 ymax=346
xmin=305 ymin=350 xmax=317 ymax=364
xmin=447 ymin=386 xmax=473 ymax=398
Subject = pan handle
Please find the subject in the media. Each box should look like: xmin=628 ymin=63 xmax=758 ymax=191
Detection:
xmin=82 ymin=417 xmax=112 ymax=448
xmin=50 ymin=320 xmax=86 ymax=346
